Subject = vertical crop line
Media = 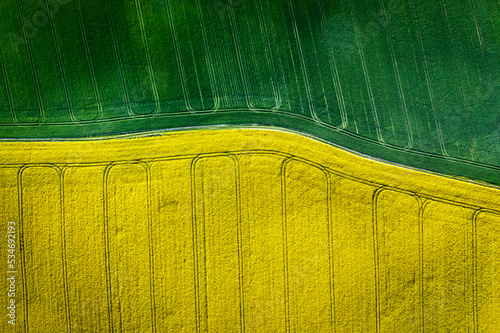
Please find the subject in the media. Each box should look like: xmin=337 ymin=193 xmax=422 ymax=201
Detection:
xmin=327 ymin=173 xmax=336 ymax=332
xmin=44 ymin=0 xmax=74 ymax=122
xmin=164 ymin=0 xmax=193 ymax=113
xmin=233 ymin=156 xmax=246 ymax=333
xmin=287 ymin=1 xmax=318 ymax=122
xmin=472 ymin=209 xmax=481 ymax=333
xmin=103 ymin=0 xmax=132 ymax=117
xmin=0 ymin=44 xmax=17 ymax=123
xmin=350 ymin=4 xmax=384 ymax=143
xmin=14 ymin=0 xmax=44 ymax=123
xmin=194 ymin=0 xmax=221 ymax=110
xmin=227 ymin=7 xmax=253 ymax=110
xmin=74 ymin=0 xmax=103 ymax=120
xmin=316 ymin=0 xmax=348 ymax=129
xmin=59 ymin=168 xmax=72 ymax=332
xmin=372 ymin=187 xmax=385 ymax=333
xmin=281 ymin=157 xmax=293 ymax=333
xmin=134 ymin=0 xmax=160 ymax=114
xmin=17 ymin=166 xmax=29 ymax=333
xmin=103 ymin=165 xmax=114 ymax=333
xmin=419 ymin=200 xmax=429 ymax=332
xmin=190 ymin=157 xmax=201 ymax=332
xmin=408 ymin=0 xmax=448 ymax=157
xmin=144 ymin=163 xmax=157 ymax=332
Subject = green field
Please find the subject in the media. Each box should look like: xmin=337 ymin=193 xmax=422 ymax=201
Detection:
xmin=0 ymin=0 xmax=499 ymax=184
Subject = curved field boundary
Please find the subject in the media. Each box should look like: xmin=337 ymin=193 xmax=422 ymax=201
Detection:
xmin=1 ymin=112 xmax=498 ymax=187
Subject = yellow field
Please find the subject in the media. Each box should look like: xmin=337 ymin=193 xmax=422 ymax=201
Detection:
xmin=1 ymin=128 xmax=499 ymax=332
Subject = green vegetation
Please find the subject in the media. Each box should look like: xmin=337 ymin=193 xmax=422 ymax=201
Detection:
xmin=0 ymin=0 xmax=498 ymax=184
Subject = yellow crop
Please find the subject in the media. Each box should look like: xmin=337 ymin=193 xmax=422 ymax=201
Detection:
xmin=0 ymin=128 xmax=498 ymax=332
